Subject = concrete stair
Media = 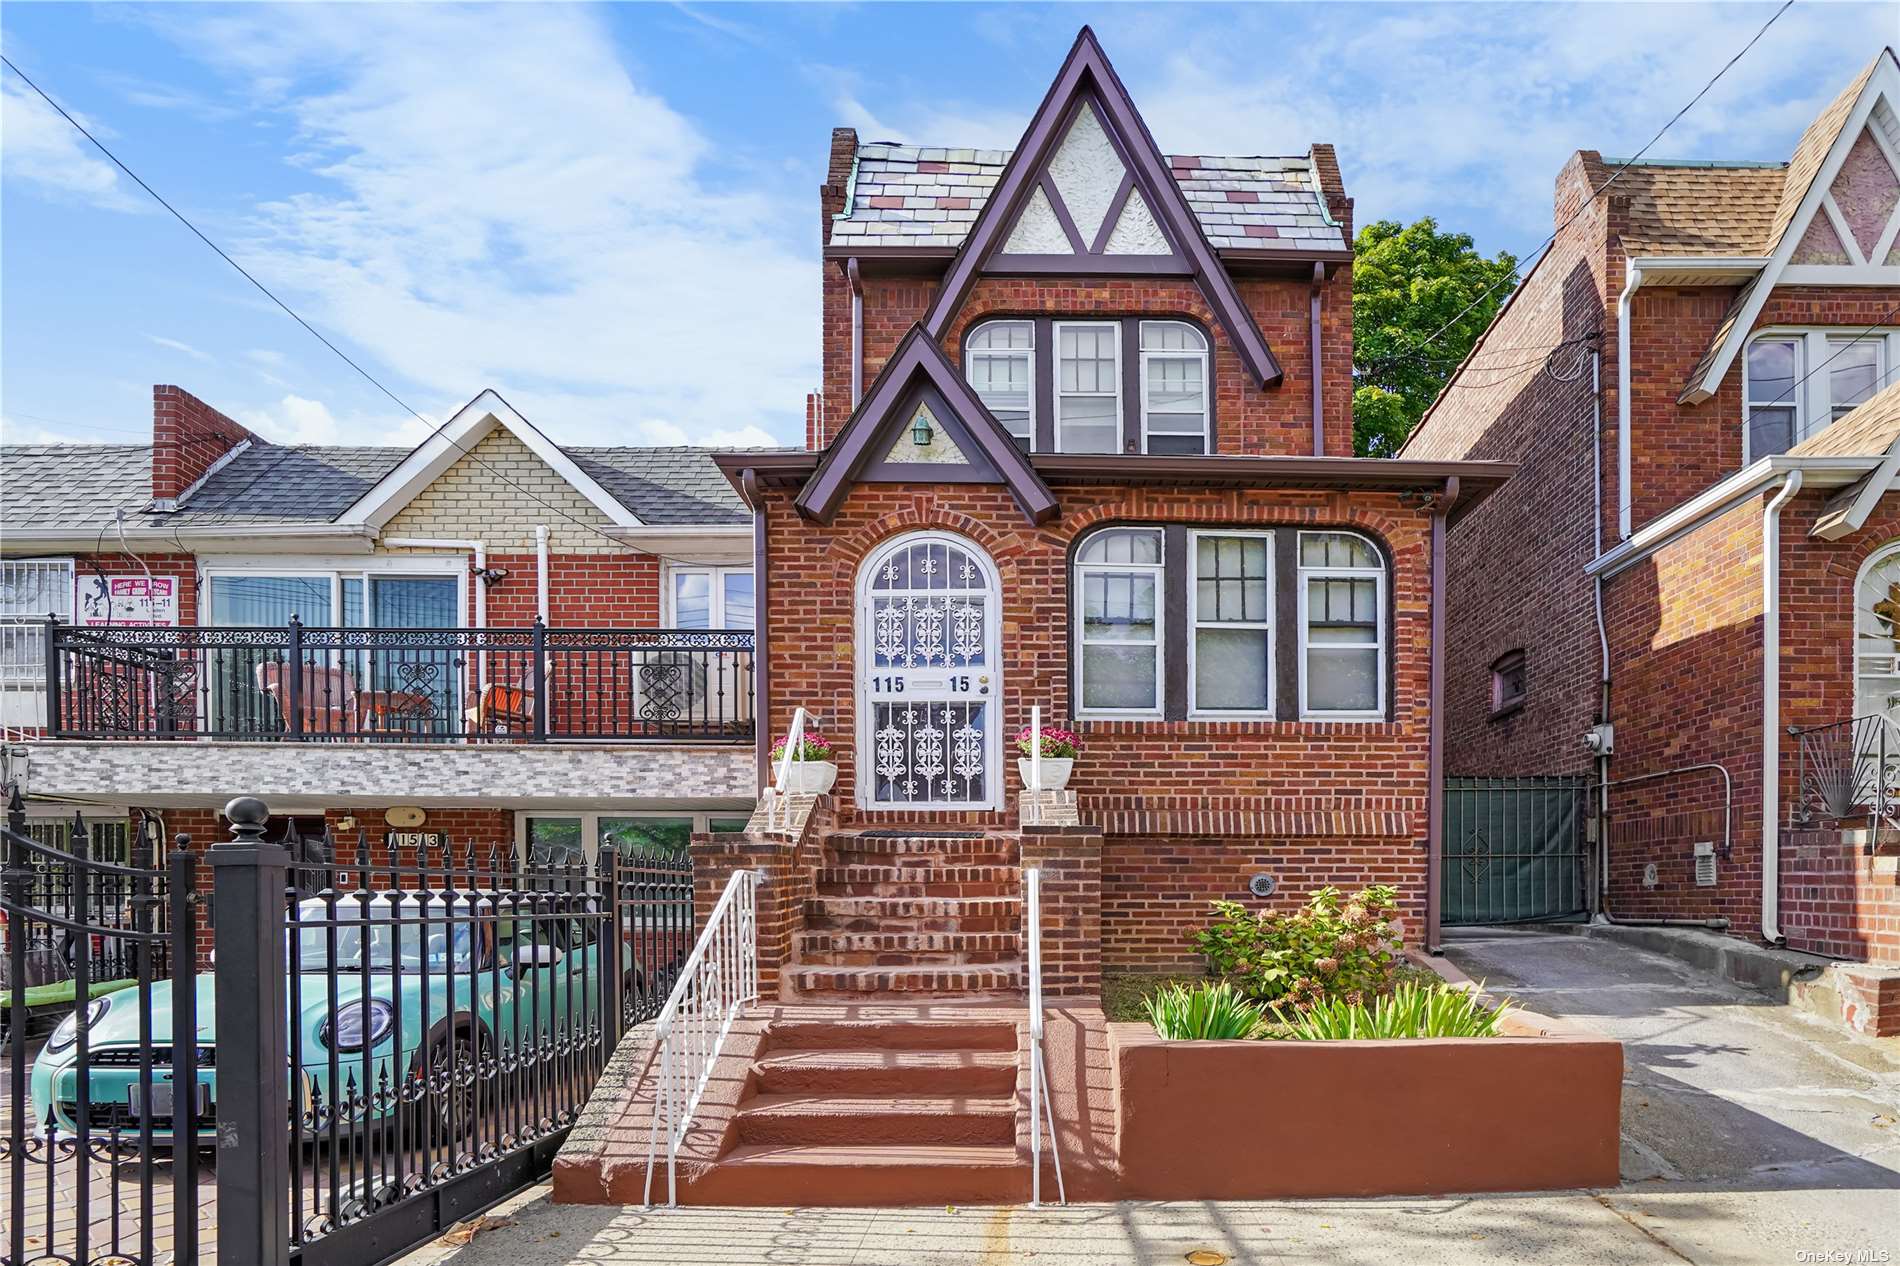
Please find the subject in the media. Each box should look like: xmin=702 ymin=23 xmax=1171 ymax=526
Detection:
xmin=709 ymin=1015 xmax=1029 ymax=1204
xmin=790 ymin=830 xmax=1025 ymax=1001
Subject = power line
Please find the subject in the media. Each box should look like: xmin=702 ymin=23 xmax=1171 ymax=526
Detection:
xmin=1 ymin=55 xmax=644 ymax=556
xmin=1759 ymin=300 xmax=1900 ymax=409
xmin=1368 ymin=0 xmax=1795 ymax=380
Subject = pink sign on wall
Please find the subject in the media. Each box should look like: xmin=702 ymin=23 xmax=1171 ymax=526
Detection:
xmin=78 ymin=575 xmax=180 ymax=627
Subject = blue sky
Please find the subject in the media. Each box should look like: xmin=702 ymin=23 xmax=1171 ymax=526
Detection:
xmin=1 ymin=2 xmax=1893 ymax=451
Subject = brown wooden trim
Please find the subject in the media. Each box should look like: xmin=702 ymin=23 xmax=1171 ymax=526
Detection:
xmin=1040 ymin=172 xmax=1090 ymax=254
xmin=1274 ymin=528 xmax=1299 ymax=719
xmin=1035 ymin=325 xmax=1057 ymax=454
xmin=1162 ymin=524 xmax=1189 ymax=720
xmin=1119 ymin=317 xmax=1142 ymax=455
xmin=1092 ymin=171 xmax=1139 ymax=255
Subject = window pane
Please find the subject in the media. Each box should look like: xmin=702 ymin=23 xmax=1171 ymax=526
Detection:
xmin=1829 ymin=338 xmax=1880 ymax=421
xmin=1083 ymin=644 xmax=1157 ymax=709
xmin=1196 ymin=627 xmax=1269 ymax=710
xmin=0 ymin=561 xmax=74 ymax=619
xmin=708 ymin=816 xmax=751 ymax=834
xmin=1148 ymin=433 xmax=1206 ymax=456
xmin=1197 ymin=536 xmax=1269 ymax=622
xmin=1308 ymin=647 xmax=1378 ymax=712
xmin=673 ymin=572 xmax=710 ymax=628
xmin=1300 ymin=533 xmax=1376 ymax=569
xmin=967 ymin=320 xmax=1032 ymax=351
xmin=1140 ymin=320 xmax=1205 ymax=352
xmin=1079 ymin=529 xmax=1161 ymax=565
xmin=1146 ymin=355 xmax=1205 ymax=415
xmin=1084 ymin=573 xmax=1156 ymax=640
xmin=970 ymin=351 xmax=1032 ymax=434
xmin=1748 ymin=407 xmax=1795 ymax=458
xmin=722 ymin=572 xmax=755 ymax=629
xmin=1059 ymin=325 xmax=1117 ymax=392
xmin=1745 ymin=338 xmax=1798 ymax=405
xmin=1059 ymin=394 xmax=1118 ymax=453
xmin=599 ymin=816 xmax=694 ymax=857
xmin=211 ymin=575 xmax=333 ymax=626
xmin=526 ymin=816 xmax=585 ymax=865
xmin=372 ymin=576 xmax=458 ymax=628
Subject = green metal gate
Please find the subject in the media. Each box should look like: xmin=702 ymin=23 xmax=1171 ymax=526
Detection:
xmin=1442 ymin=776 xmax=1590 ymax=925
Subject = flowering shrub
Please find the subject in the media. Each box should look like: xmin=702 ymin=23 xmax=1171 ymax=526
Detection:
xmin=1015 ymin=725 xmax=1079 ymax=759
xmin=769 ymin=730 xmax=836 ymax=763
xmin=1190 ymin=884 xmax=1402 ymax=1009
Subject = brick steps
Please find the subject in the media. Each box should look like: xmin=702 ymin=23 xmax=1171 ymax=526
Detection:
xmin=762 ymin=1019 xmax=1019 ymax=1052
xmin=791 ymin=964 xmax=1023 ymax=996
xmin=702 ymin=1143 xmax=1027 ymax=1206
xmin=735 ymin=1093 xmax=1017 ymax=1146
xmin=755 ymin=1048 xmax=1019 ymax=1095
xmin=794 ymin=929 xmax=1020 ymax=967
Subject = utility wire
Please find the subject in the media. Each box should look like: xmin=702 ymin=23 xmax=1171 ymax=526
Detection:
xmin=1 ymin=54 xmax=644 ymax=556
xmin=1365 ymin=0 xmax=1795 ymax=382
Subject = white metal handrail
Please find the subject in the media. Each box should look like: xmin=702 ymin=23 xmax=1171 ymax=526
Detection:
xmin=642 ymin=866 xmax=759 ymax=1207
xmin=1024 ymin=867 xmax=1066 ymax=1206
xmin=767 ymin=705 xmax=811 ymax=833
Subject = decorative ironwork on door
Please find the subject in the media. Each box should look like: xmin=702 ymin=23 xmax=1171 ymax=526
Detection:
xmin=861 ymin=536 xmax=998 ymax=808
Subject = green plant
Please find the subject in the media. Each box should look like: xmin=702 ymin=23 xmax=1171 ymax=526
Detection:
xmin=1270 ymin=980 xmax=1510 ymax=1040
xmin=1014 ymin=725 xmax=1078 ymax=759
xmin=1190 ymin=884 xmax=1402 ymax=1008
xmin=1142 ymin=981 xmax=1268 ymax=1041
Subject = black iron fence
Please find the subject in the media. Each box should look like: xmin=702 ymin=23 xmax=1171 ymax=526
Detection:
xmin=45 ymin=619 xmax=755 ymax=744
xmin=3 ymin=794 xmax=695 ymax=1266
xmin=1791 ymin=714 xmax=1900 ymax=846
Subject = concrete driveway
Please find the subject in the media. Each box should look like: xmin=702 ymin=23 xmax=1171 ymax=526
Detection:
xmin=400 ymin=928 xmax=1900 ymax=1265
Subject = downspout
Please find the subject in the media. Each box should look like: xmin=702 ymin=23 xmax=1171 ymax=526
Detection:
xmin=534 ymin=524 xmax=550 ymax=623
xmin=848 ymin=256 xmax=864 ymax=411
xmin=1590 ymin=347 xmax=1614 ymax=908
xmin=382 ymin=536 xmax=488 ymax=690
xmin=1426 ymin=474 xmax=1463 ymax=954
xmin=1309 ymin=262 xmax=1326 ymax=457
xmin=741 ymin=469 xmax=771 ymax=792
xmin=1760 ymin=470 xmax=1803 ymax=945
xmin=1615 ymin=263 xmax=1644 ymax=541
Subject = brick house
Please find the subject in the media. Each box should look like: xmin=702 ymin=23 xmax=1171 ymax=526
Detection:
xmin=695 ymin=26 xmax=1511 ymax=1005
xmin=2 ymin=385 xmax=762 ymax=875
xmin=1404 ymin=50 xmax=1900 ymax=997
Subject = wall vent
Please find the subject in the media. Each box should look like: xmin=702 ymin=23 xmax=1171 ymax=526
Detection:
xmin=1693 ymin=841 xmax=1717 ymax=888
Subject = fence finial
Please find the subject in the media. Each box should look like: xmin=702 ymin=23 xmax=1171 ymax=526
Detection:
xmin=224 ymin=796 xmax=270 ymax=842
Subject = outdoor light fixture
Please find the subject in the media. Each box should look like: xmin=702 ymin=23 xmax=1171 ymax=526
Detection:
xmin=912 ymin=409 xmax=933 ymax=447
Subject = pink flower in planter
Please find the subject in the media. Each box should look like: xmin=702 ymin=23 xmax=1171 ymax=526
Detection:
xmin=770 ymin=730 xmax=836 ymax=763
xmin=1015 ymin=725 xmax=1079 ymax=759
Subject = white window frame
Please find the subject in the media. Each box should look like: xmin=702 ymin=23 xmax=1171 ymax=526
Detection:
xmin=0 ymin=558 xmax=75 ymax=688
xmin=663 ymin=564 xmax=754 ymax=630
xmin=1296 ymin=530 xmax=1387 ymax=722
xmin=1186 ymin=530 xmax=1274 ymax=720
xmin=1073 ymin=527 xmax=1165 ymax=719
xmin=964 ymin=319 xmax=1037 ymax=452
xmin=1139 ymin=320 xmax=1211 ymax=455
xmin=1053 ymin=319 xmax=1123 ymax=454
xmin=198 ymin=554 xmax=469 ymax=630
xmin=513 ymin=808 xmax=751 ymax=866
xmin=1854 ymin=540 xmax=1900 ymax=722
xmin=1741 ymin=328 xmax=1900 ymax=463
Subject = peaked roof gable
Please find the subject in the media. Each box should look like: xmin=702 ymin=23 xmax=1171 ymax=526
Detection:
xmin=336 ymin=388 xmax=643 ymax=530
xmin=1681 ymin=49 xmax=1900 ymax=403
xmin=795 ymin=325 xmax=1058 ymax=525
xmin=920 ymin=27 xmax=1284 ymax=389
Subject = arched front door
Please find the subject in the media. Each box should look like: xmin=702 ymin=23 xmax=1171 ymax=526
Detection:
xmin=856 ymin=531 xmax=1002 ymax=810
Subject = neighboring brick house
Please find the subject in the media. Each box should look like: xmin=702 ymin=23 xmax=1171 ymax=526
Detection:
xmin=1404 ymin=49 xmax=1900 ymax=991
xmin=1 ymin=385 xmax=763 ymax=877
xmin=702 ymin=27 xmax=1511 ymax=1002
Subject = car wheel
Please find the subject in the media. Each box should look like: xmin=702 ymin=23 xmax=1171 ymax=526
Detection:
xmin=418 ymin=1027 xmax=484 ymax=1148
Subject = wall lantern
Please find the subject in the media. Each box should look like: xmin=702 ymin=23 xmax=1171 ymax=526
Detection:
xmin=911 ymin=409 xmax=934 ymax=448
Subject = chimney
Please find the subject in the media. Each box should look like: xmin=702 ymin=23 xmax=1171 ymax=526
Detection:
xmin=151 ymin=385 xmax=255 ymax=509
xmin=805 ymin=391 xmax=826 ymax=451
xmin=820 ymin=127 xmax=859 ymax=245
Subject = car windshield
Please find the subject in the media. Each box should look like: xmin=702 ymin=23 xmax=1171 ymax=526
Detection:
xmin=291 ymin=902 xmax=477 ymax=972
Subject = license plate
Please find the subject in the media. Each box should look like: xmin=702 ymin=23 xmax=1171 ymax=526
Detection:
xmin=128 ymin=1081 xmax=209 ymax=1119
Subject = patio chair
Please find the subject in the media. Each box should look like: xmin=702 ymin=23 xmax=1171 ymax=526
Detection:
xmin=254 ymin=660 xmax=359 ymax=736
xmin=465 ymin=663 xmax=537 ymax=737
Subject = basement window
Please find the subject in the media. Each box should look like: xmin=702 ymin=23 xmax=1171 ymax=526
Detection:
xmin=1490 ymin=649 xmax=1527 ymax=718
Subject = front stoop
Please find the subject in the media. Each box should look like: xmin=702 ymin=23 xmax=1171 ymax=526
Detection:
xmin=790 ymin=830 xmax=1028 ymax=1001
xmin=555 ymin=1005 xmax=1054 ymax=1207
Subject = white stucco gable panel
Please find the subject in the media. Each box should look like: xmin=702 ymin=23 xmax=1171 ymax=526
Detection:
xmin=337 ymin=389 xmax=643 ymax=532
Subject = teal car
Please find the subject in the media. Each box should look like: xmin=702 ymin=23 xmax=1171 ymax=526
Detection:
xmin=30 ymin=894 xmax=654 ymax=1142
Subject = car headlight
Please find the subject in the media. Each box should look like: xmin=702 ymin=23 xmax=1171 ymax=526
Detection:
xmin=46 ymin=997 xmax=110 ymax=1054
xmin=320 ymin=999 xmax=395 ymax=1052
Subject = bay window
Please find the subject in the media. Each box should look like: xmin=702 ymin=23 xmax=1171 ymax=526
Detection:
xmin=1072 ymin=525 xmax=1388 ymax=721
xmin=1744 ymin=329 xmax=1898 ymax=460
xmin=1075 ymin=527 xmax=1163 ymax=714
xmin=1056 ymin=321 xmax=1122 ymax=453
xmin=1140 ymin=321 xmax=1210 ymax=454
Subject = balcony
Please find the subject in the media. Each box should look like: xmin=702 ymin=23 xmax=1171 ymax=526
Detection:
xmin=42 ymin=619 xmax=754 ymax=744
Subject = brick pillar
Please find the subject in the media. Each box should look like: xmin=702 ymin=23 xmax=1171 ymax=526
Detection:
xmin=690 ymin=831 xmax=800 ymax=1000
xmin=1021 ymin=829 xmax=1102 ymax=999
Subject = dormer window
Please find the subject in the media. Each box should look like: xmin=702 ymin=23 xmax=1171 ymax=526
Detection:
xmin=1743 ymin=329 xmax=1895 ymax=460
xmin=963 ymin=315 xmax=1215 ymax=455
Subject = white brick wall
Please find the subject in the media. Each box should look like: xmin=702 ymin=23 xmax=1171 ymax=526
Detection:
xmin=384 ymin=429 xmax=622 ymax=553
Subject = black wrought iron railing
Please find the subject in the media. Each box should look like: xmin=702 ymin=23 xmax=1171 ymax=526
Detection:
xmin=43 ymin=619 xmax=754 ymax=744
xmin=1791 ymin=714 xmax=1900 ymax=844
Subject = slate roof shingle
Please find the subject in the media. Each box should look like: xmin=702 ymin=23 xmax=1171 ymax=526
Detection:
xmin=0 ymin=441 xmax=750 ymax=532
xmin=830 ymin=144 xmax=1346 ymax=252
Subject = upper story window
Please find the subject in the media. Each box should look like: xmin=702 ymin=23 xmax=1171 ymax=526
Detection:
xmin=1071 ymin=525 xmax=1388 ymax=721
xmin=1744 ymin=329 xmax=1896 ymax=460
xmin=965 ymin=320 xmax=1034 ymax=449
xmin=963 ymin=316 xmax=1214 ymax=456
xmin=1141 ymin=321 xmax=1210 ymax=454
xmin=0 ymin=558 xmax=75 ymax=686
xmin=667 ymin=565 xmax=754 ymax=629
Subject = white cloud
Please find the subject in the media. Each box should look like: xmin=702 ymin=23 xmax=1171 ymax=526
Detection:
xmin=145 ymin=334 xmax=212 ymax=362
xmin=235 ymin=393 xmax=431 ymax=447
xmin=1 ymin=77 xmax=144 ymax=212
xmin=634 ymin=418 xmax=779 ymax=448
xmin=148 ymin=3 xmax=816 ymax=448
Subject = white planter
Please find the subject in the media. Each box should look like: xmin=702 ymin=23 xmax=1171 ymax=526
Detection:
xmin=777 ymin=760 xmax=837 ymax=796
xmin=1017 ymin=756 xmax=1073 ymax=791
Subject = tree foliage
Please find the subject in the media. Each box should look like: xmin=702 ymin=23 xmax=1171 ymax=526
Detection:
xmin=1351 ymin=218 xmax=1518 ymax=457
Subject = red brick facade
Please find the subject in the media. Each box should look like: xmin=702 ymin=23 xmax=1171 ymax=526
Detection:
xmin=151 ymin=384 xmax=254 ymax=503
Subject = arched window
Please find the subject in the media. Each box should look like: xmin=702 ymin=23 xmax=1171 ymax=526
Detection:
xmin=964 ymin=320 xmax=1035 ymax=450
xmin=1139 ymin=320 xmax=1209 ymax=454
xmin=1074 ymin=527 xmax=1164 ymax=715
xmin=1855 ymin=541 xmax=1900 ymax=721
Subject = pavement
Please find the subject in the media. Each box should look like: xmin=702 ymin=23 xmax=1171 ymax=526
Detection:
xmin=398 ymin=928 xmax=1900 ymax=1266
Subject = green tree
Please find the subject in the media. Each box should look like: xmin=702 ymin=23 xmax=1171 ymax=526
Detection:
xmin=1351 ymin=218 xmax=1517 ymax=457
